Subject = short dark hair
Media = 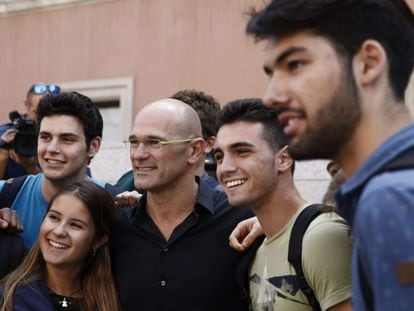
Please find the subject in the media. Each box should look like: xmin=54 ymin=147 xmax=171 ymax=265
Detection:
xmin=246 ymin=0 xmax=414 ymax=101
xmin=171 ymin=89 xmax=220 ymax=139
xmin=217 ymin=98 xmax=289 ymax=152
xmin=36 ymin=92 xmax=103 ymax=148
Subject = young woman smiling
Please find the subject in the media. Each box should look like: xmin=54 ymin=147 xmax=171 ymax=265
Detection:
xmin=0 ymin=181 xmax=120 ymax=311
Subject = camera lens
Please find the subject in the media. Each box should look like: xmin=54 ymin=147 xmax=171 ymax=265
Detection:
xmin=14 ymin=131 xmax=37 ymax=157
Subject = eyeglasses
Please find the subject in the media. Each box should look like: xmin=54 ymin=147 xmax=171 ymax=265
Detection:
xmin=123 ymin=137 xmax=196 ymax=151
xmin=32 ymin=83 xmax=61 ymax=95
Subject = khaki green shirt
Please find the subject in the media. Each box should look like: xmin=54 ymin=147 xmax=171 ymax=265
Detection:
xmin=249 ymin=205 xmax=352 ymax=311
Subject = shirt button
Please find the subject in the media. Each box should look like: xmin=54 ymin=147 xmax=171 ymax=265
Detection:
xmin=161 ymin=280 xmax=167 ymax=287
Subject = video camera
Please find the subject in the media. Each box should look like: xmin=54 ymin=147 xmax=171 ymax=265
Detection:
xmin=9 ymin=110 xmax=37 ymax=157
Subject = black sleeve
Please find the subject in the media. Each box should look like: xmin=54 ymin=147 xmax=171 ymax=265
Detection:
xmin=0 ymin=231 xmax=28 ymax=279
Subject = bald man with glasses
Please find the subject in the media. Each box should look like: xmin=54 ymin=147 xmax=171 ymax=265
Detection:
xmin=111 ymin=99 xmax=253 ymax=311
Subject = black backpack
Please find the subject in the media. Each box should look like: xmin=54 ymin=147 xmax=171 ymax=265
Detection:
xmin=0 ymin=175 xmax=122 ymax=208
xmin=0 ymin=176 xmax=27 ymax=208
xmin=236 ymin=203 xmax=324 ymax=311
xmin=288 ymin=204 xmax=323 ymax=311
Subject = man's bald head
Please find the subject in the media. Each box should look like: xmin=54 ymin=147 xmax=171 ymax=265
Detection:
xmin=130 ymin=98 xmax=204 ymax=192
xmin=136 ymin=99 xmax=202 ymax=139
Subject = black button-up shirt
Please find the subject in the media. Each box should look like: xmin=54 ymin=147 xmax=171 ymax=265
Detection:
xmin=111 ymin=178 xmax=252 ymax=310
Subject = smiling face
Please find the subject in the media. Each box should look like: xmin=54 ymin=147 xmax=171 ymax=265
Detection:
xmin=38 ymin=115 xmax=99 ymax=184
xmin=39 ymin=194 xmax=97 ymax=273
xmin=262 ymin=32 xmax=361 ymax=160
xmin=129 ymin=102 xmax=201 ymax=193
xmin=214 ymin=121 xmax=280 ymax=209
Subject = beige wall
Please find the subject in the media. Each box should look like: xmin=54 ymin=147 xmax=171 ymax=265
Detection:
xmin=0 ymin=0 xmax=266 ymax=125
xmin=1 ymin=0 xmax=413 ymax=124
xmin=1 ymin=0 xmax=413 ymax=202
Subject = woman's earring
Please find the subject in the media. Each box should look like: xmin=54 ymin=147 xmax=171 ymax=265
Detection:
xmin=91 ymin=248 xmax=97 ymax=256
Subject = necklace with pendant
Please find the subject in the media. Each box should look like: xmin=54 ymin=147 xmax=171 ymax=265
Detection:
xmin=49 ymin=287 xmax=81 ymax=309
xmin=60 ymin=297 xmax=69 ymax=308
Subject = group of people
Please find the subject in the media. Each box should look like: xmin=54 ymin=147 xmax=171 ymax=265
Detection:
xmin=1 ymin=0 xmax=414 ymax=310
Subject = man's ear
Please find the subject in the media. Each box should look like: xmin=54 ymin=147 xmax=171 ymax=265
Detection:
xmin=188 ymin=138 xmax=205 ymax=164
xmin=88 ymin=137 xmax=101 ymax=159
xmin=204 ymin=136 xmax=216 ymax=154
xmin=276 ymin=145 xmax=293 ymax=172
xmin=353 ymin=39 xmax=387 ymax=87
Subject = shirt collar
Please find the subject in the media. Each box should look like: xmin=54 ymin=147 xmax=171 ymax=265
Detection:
xmin=194 ymin=175 xmax=216 ymax=215
xmin=130 ymin=175 xmax=217 ymax=219
xmin=336 ymin=123 xmax=414 ymax=225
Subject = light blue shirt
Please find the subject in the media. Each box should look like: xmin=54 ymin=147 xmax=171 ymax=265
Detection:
xmin=0 ymin=173 xmax=106 ymax=248
xmin=337 ymin=123 xmax=414 ymax=311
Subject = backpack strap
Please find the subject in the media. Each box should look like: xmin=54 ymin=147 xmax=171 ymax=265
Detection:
xmin=288 ymin=204 xmax=323 ymax=311
xmin=0 ymin=175 xmax=28 ymax=208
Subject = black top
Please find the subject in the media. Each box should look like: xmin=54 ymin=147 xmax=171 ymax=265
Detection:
xmin=0 ymin=231 xmax=27 ymax=279
xmin=111 ymin=178 xmax=253 ymax=311
xmin=1 ymin=280 xmax=54 ymax=311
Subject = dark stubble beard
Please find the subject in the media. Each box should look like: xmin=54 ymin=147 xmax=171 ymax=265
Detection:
xmin=288 ymin=65 xmax=362 ymax=160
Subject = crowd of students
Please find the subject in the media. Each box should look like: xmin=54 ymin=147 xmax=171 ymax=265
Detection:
xmin=1 ymin=0 xmax=414 ymax=310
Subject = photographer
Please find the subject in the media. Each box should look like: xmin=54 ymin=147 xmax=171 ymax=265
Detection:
xmin=0 ymin=83 xmax=60 ymax=179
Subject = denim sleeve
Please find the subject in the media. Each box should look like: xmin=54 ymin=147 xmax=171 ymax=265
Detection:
xmin=354 ymin=179 xmax=414 ymax=311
